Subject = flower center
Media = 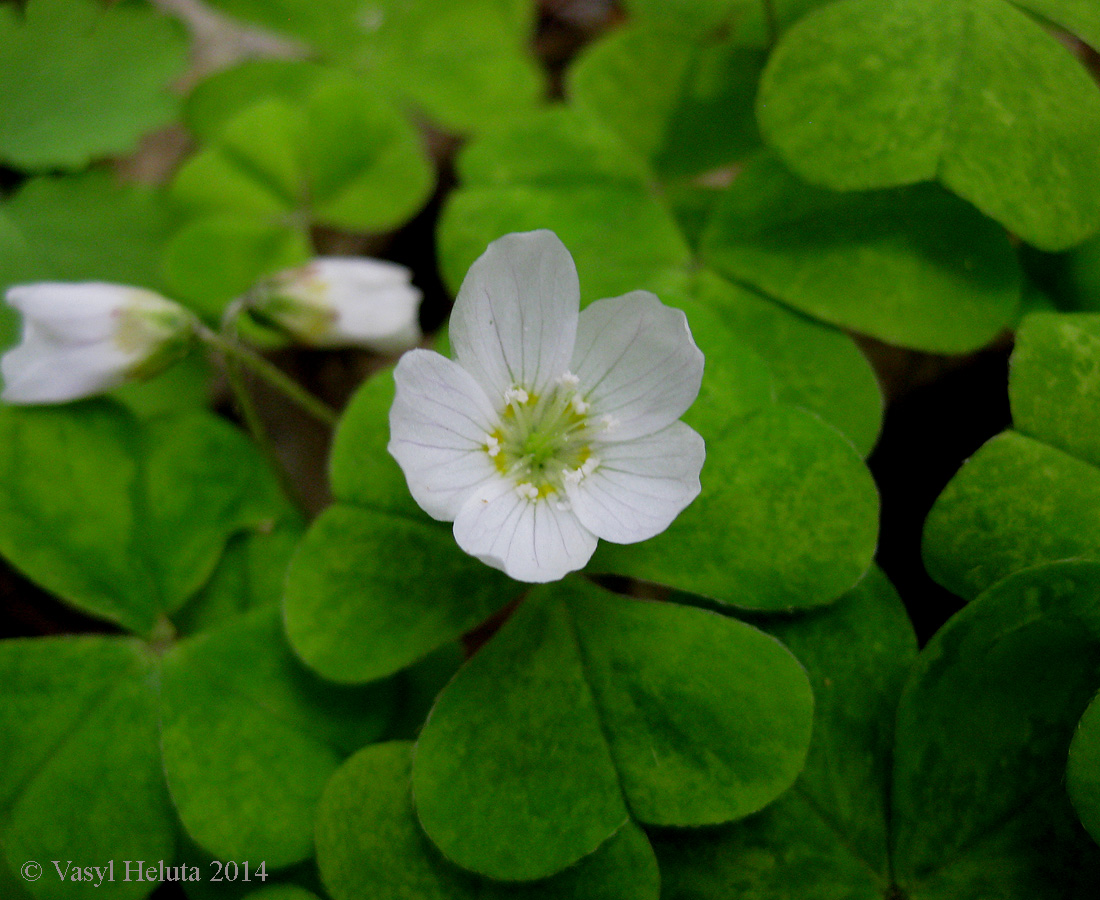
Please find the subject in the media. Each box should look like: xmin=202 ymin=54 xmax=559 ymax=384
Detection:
xmin=484 ymin=372 xmax=600 ymax=503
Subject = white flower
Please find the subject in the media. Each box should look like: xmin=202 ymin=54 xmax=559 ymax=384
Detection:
xmin=388 ymin=230 xmax=705 ymax=583
xmin=1 ymin=283 xmax=193 ymax=404
xmin=250 ymin=257 xmax=422 ymax=352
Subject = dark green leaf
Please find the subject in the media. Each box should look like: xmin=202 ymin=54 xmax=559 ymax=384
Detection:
xmin=1069 ymin=691 xmax=1100 ymax=846
xmin=892 ymin=561 xmax=1100 ymax=895
xmin=0 ymin=637 xmax=175 ymax=900
xmin=413 ymin=579 xmax=813 ymax=879
xmin=317 ymin=741 xmax=659 ymax=900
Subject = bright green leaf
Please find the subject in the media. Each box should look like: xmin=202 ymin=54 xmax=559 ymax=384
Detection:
xmin=172 ymin=73 xmax=434 ymax=234
xmin=593 ymin=404 xmax=879 ymax=610
xmin=0 ymin=0 xmax=186 ymax=169
xmin=413 ymin=579 xmax=813 ymax=880
xmin=317 ymin=741 xmax=659 ymax=900
xmin=757 ymin=0 xmax=1100 ymax=250
xmin=283 ymin=504 xmax=514 ymax=682
xmin=702 ymin=153 xmax=1022 ymax=353
xmin=204 ymin=0 xmax=543 ymax=133
xmin=0 ymin=402 xmax=288 ymax=633
xmin=160 ymin=608 xmax=394 ymax=866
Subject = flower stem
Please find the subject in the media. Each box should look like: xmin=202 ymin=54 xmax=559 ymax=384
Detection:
xmin=196 ymin=325 xmax=339 ymax=427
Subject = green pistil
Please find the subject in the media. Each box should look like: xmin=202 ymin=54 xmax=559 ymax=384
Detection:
xmin=486 ymin=378 xmax=597 ymax=497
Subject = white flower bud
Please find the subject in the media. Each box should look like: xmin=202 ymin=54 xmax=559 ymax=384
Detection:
xmin=1 ymin=283 xmax=193 ymax=405
xmin=251 ymin=257 xmax=422 ymax=353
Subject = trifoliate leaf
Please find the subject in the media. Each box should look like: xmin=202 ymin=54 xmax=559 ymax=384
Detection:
xmin=0 ymin=402 xmax=289 ymax=634
xmin=202 ymin=0 xmax=543 ymax=133
xmin=757 ymin=0 xmax=1100 ymax=250
xmin=412 ymin=579 xmax=813 ymax=880
xmin=0 ymin=0 xmax=187 ymax=170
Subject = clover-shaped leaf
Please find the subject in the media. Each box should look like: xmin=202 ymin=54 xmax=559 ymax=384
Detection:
xmin=0 ymin=0 xmax=186 ymax=170
xmin=0 ymin=610 xmax=395 ymax=899
xmin=202 ymin=0 xmax=543 ymax=133
xmin=757 ymin=0 xmax=1100 ymax=250
xmin=924 ymin=312 xmax=1100 ymax=600
xmin=655 ymin=562 xmax=1100 ymax=898
xmin=1070 ymin=691 xmax=1100 ymax=846
xmin=411 ymin=578 xmax=813 ymax=880
xmin=0 ymin=402 xmax=290 ymax=634
xmin=316 ymin=742 xmax=659 ymax=900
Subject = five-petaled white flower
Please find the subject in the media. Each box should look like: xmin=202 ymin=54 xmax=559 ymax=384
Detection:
xmin=1 ymin=282 xmax=193 ymax=404
xmin=250 ymin=257 xmax=422 ymax=352
xmin=388 ymin=230 xmax=705 ymax=583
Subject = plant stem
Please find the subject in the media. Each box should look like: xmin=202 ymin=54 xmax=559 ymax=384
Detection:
xmin=196 ymin=325 xmax=339 ymax=427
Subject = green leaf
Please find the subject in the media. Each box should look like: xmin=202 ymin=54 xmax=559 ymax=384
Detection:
xmin=656 ymin=563 xmax=1100 ymax=898
xmin=173 ymin=518 xmax=305 ymax=636
xmin=0 ymin=403 xmax=289 ymax=633
xmin=283 ymin=504 xmax=514 ymax=682
xmin=329 ymin=367 xmax=424 ymax=517
xmin=0 ymin=637 xmax=175 ymax=900
xmin=412 ymin=579 xmax=813 ymax=880
xmin=757 ymin=0 xmax=1100 ymax=250
xmin=184 ymin=59 xmax=327 ymax=143
xmin=172 ymin=72 xmax=434 ymax=233
xmin=701 ymin=153 xmax=1022 ymax=352
xmin=163 ymin=215 xmax=312 ymax=322
xmin=593 ymin=404 xmax=879 ymax=610
xmin=688 ymin=270 xmax=883 ymax=456
xmin=242 ymin=889 xmax=322 ymax=900
xmin=203 ymin=0 xmax=543 ymax=133
xmin=567 ymin=23 xmax=765 ymax=179
xmin=438 ymin=108 xmax=692 ymax=304
xmin=160 ymin=608 xmax=394 ymax=867
xmin=1069 ymin=691 xmax=1100 ymax=846
xmin=891 ymin=561 xmax=1100 ymax=895
xmin=317 ymin=741 xmax=659 ymax=900
xmin=925 ymin=312 xmax=1100 ymax=599
xmin=0 ymin=0 xmax=186 ymax=170
xmin=1009 ymin=312 xmax=1100 ymax=468
xmin=0 ymin=173 xmax=180 ymax=298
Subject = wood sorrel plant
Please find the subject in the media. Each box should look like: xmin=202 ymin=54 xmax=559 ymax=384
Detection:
xmin=1 ymin=0 xmax=1100 ymax=899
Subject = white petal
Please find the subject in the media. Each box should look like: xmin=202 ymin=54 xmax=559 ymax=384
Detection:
xmin=1 ymin=339 xmax=134 ymax=404
xmin=571 ymin=291 xmax=704 ymax=441
xmin=453 ymin=478 xmax=598 ymax=583
xmin=567 ymin=422 xmax=705 ymax=544
xmin=5 ymin=283 xmax=165 ymax=344
xmin=388 ymin=349 xmax=501 ymax=521
xmin=450 ymin=230 xmax=580 ymax=398
xmin=311 ymin=258 xmax=422 ymax=352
